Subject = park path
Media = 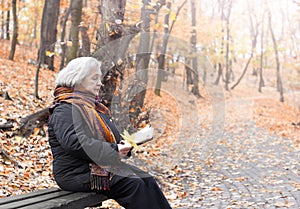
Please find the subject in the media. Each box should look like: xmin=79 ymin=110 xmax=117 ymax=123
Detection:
xmin=153 ymin=87 xmax=300 ymax=209
xmin=100 ymin=80 xmax=300 ymax=209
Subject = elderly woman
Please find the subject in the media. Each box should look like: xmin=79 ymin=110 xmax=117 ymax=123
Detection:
xmin=48 ymin=57 xmax=172 ymax=209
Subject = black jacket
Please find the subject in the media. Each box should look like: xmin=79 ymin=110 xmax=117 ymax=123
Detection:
xmin=48 ymin=103 xmax=121 ymax=191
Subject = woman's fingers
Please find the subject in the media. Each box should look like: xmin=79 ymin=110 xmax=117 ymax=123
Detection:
xmin=117 ymin=142 xmax=133 ymax=157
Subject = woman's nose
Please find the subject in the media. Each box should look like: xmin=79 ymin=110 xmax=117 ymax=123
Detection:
xmin=97 ymin=80 xmax=103 ymax=87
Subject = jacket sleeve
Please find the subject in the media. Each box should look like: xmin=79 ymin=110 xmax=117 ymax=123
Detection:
xmin=49 ymin=103 xmax=120 ymax=166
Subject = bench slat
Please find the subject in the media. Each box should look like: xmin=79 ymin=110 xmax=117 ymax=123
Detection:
xmin=0 ymin=188 xmax=61 ymax=205
xmin=1 ymin=190 xmax=72 ymax=209
xmin=19 ymin=192 xmax=107 ymax=209
xmin=0 ymin=188 xmax=106 ymax=209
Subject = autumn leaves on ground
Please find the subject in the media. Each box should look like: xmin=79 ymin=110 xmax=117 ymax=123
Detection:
xmin=0 ymin=41 xmax=300 ymax=208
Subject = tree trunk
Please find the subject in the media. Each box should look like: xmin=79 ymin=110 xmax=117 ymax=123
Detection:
xmin=32 ymin=1 xmax=38 ymax=48
xmin=154 ymin=0 xmax=186 ymax=96
xmin=215 ymin=0 xmax=225 ymax=86
xmin=39 ymin=0 xmax=60 ymax=70
xmin=134 ymin=0 xmax=152 ymax=108
xmin=190 ymin=0 xmax=201 ymax=97
xmin=224 ymin=0 xmax=232 ymax=91
xmin=6 ymin=9 xmax=10 ymax=40
xmin=93 ymin=0 xmax=145 ymax=131
xmin=59 ymin=7 xmax=71 ymax=70
xmin=35 ymin=0 xmax=60 ymax=98
xmin=258 ymin=12 xmax=265 ymax=93
xmin=149 ymin=0 xmax=166 ymax=53
xmin=185 ymin=58 xmax=193 ymax=89
xmin=8 ymin=0 xmax=18 ymax=61
xmin=79 ymin=25 xmax=90 ymax=57
xmin=169 ymin=0 xmax=187 ymax=34
xmin=93 ymin=0 xmax=129 ymax=109
xmin=268 ymin=10 xmax=284 ymax=102
xmin=231 ymin=53 xmax=253 ymax=90
xmin=247 ymin=0 xmax=259 ymax=77
xmin=1 ymin=0 xmax=4 ymax=39
xmin=214 ymin=63 xmax=223 ymax=85
xmin=155 ymin=1 xmax=171 ymax=96
xmin=34 ymin=61 xmax=42 ymax=99
xmin=66 ymin=0 xmax=83 ymax=63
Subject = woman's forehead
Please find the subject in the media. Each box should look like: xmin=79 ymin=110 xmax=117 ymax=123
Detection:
xmin=90 ymin=67 xmax=102 ymax=75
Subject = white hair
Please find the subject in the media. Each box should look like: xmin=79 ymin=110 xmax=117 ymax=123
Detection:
xmin=55 ymin=57 xmax=102 ymax=87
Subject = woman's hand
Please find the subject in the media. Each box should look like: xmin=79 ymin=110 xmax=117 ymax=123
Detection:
xmin=117 ymin=140 xmax=132 ymax=158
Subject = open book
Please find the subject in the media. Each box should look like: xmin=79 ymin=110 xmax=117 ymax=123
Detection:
xmin=120 ymin=125 xmax=154 ymax=148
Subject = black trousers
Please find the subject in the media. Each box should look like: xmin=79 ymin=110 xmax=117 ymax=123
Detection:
xmin=56 ymin=164 xmax=172 ymax=209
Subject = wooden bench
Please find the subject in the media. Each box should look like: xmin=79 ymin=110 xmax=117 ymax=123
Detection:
xmin=0 ymin=187 xmax=107 ymax=209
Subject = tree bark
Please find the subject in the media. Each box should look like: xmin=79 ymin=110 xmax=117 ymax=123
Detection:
xmin=190 ymin=0 xmax=201 ymax=97
xmin=154 ymin=0 xmax=186 ymax=96
xmin=214 ymin=63 xmax=223 ymax=85
xmin=18 ymin=107 xmax=50 ymax=137
xmin=8 ymin=0 xmax=18 ymax=61
xmin=214 ymin=0 xmax=225 ymax=86
xmin=149 ymin=0 xmax=166 ymax=55
xmin=247 ymin=0 xmax=259 ymax=77
xmin=231 ymin=53 xmax=253 ymax=90
xmin=258 ymin=12 xmax=266 ymax=93
xmin=79 ymin=25 xmax=90 ymax=57
xmin=224 ymin=0 xmax=232 ymax=91
xmin=6 ymin=9 xmax=10 ymax=40
xmin=93 ymin=0 xmax=129 ymax=109
xmin=38 ymin=0 xmax=60 ymax=70
xmin=66 ymin=0 xmax=83 ymax=63
xmin=59 ymin=7 xmax=71 ymax=70
xmin=185 ymin=58 xmax=193 ymax=89
xmin=34 ymin=61 xmax=41 ymax=99
xmin=32 ymin=1 xmax=38 ymax=48
xmin=135 ymin=0 xmax=152 ymax=108
xmin=268 ymin=10 xmax=284 ymax=102
xmin=155 ymin=1 xmax=171 ymax=96
xmin=1 ymin=0 xmax=4 ymax=39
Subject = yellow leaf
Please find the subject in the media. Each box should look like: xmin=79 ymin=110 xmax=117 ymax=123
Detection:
xmin=120 ymin=130 xmax=138 ymax=149
xmin=45 ymin=51 xmax=55 ymax=57
xmin=154 ymin=23 xmax=160 ymax=30
xmin=171 ymin=11 xmax=177 ymax=21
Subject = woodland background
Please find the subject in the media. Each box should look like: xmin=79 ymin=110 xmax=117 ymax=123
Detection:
xmin=0 ymin=0 xmax=300 ymax=208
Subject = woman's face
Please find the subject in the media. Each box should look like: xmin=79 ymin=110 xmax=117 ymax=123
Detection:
xmin=77 ymin=67 xmax=102 ymax=96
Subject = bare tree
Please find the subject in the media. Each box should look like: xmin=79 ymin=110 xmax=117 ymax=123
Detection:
xmin=155 ymin=1 xmax=171 ymax=96
xmin=134 ymin=0 xmax=152 ymax=109
xmin=59 ymin=6 xmax=71 ymax=70
xmin=8 ymin=0 xmax=18 ymax=61
xmin=214 ymin=0 xmax=225 ymax=85
xmin=0 ymin=0 xmax=4 ymax=39
xmin=190 ymin=0 xmax=201 ymax=97
xmin=32 ymin=0 xmax=39 ymax=48
xmin=38 ymin=0 xmax=60 ymax=70
xmin=258 ymin=11 xmax=266 ymax=93
xmin=93 ymin=0 xmax=136 ymax=109
xmin=231 ymin=0 xmax=259 ymax=89
xmin=267 ymin=9 xmax=284 ymax=102
xmin=247 ymin=0 xmax=260 ymax=76
xmin=35 ymin=0 xmax=60 ymax=99
xmin=79 ymin=24 xmax=90 ymax=57
xmin=224 ymin=0 xmax=232 ymax=91
xmin=5 ymin=4 xmax=10 ymax=40
xmin=149 ymin=0 xmax=166 ymax=53
xmin=155 ymin=0 xmax=187 ymax=96
xmin=66 ymin=0 xmax=83 ymax=63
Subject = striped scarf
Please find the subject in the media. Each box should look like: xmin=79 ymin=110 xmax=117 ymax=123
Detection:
xmin=51 ymin=86 xmax=116 ymax=190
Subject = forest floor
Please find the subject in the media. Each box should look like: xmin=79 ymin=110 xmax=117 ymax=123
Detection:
xmin=0 ymin=40 xmax=300 ymax=208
